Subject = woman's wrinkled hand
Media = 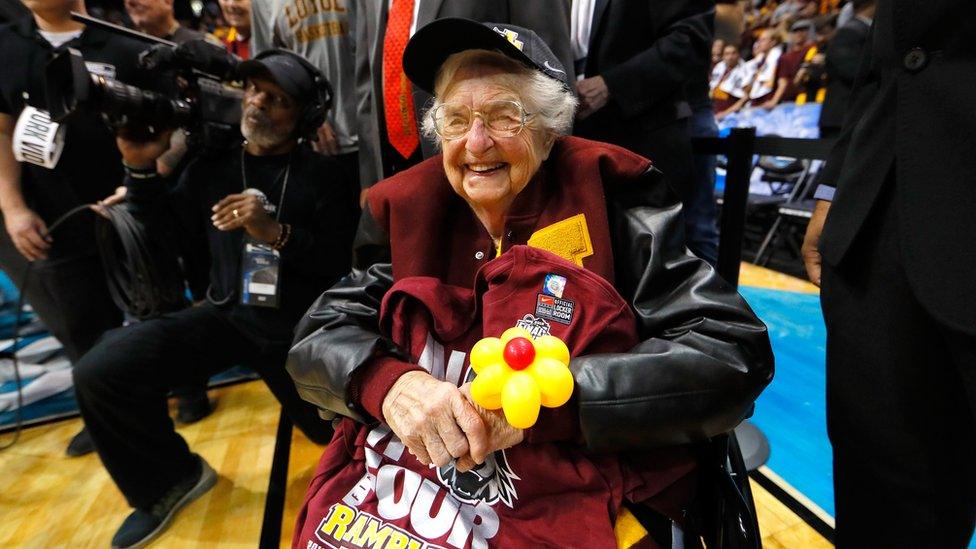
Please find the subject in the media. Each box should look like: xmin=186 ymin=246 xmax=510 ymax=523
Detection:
xmin=455 ymin=383 xmax=524 ymax=472
xmin=382 ymin=371 xmax=489 ymax=468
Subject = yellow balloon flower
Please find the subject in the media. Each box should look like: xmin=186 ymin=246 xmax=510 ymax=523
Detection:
xmin=468 ymin=330 xmax=574 ymax=429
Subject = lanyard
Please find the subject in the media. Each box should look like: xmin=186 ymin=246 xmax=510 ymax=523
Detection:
xmin=240 ymin=148 xmax=291 ymax=221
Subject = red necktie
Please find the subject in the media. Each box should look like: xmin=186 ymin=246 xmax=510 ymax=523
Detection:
xmin=383 ymin=0 xmax=419 ymax=159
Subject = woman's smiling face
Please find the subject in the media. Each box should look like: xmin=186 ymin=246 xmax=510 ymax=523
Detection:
xmin=439 ymin=65 xmax=553 ymax=215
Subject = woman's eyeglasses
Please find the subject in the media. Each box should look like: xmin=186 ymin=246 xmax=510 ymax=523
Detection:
xmin=431 ymin=100 xmax=532 ymax=140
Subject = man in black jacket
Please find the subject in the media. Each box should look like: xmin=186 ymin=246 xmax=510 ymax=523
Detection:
xmin=72 ymin=50 xmax=359 ymax=549
xmin=802 ymin=0 xmax=975 ymax=545
xmin=570 ymin=0 xmax=715 ymax=261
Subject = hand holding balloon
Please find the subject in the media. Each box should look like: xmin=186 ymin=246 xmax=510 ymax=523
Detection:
xmin=469 ymin=327 xmax=574 ymax=429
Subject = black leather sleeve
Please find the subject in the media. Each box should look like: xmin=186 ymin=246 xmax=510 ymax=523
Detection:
xmin=286 ymin=208 xmax=401 ymax=422
xmin=572 ymin=168 xmax=775 ymax=452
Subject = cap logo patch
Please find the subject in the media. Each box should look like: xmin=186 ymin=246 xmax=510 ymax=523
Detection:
xmin=492 ymin=27 xmax=524 ymax=51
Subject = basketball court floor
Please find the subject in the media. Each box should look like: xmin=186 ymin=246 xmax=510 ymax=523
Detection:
xmin=0 ymin=264 xmax=901 ymax=547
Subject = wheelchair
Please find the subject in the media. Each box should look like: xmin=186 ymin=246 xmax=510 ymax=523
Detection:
xmin=617 ymin=429 xmax=762 ymax=549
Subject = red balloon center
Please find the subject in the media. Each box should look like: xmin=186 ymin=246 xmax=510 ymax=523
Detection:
xmin=503 ymin=337 xmax=535 ymax=370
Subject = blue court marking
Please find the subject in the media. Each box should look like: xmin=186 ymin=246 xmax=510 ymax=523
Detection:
xmin=740 ymin=284 xmax=976 ymax=549
xmin=738 ymin=285 xmax=834 ymax=517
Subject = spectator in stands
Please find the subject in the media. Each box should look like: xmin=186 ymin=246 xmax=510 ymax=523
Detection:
xmin=712 ymin=37 xmax=726 ymax=68
xmin=712 ymin=43 xmax=751 ymax=118
xmin=72 ymin=50 xmax=359 ymax=548
xmin=728 ymin=28 xmax=782 ymax=113
xmin=215 ymin=0 xmax=249 ymax=59
xmin=818 ymin=0 xmax=873 ymax=138
xmin=756 ymin=18 xmax=817 ymax=109
xmin=0 ymin=0 xmax=146 ymax=458
xmin=795 ymin=14 xmax=835 ymax=106
xmin=793 ymin=50 xmax=828 ymax=104
xmin=573 ymin=0 xmax=715 ymax=262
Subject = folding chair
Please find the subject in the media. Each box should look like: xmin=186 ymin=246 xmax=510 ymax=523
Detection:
xmin=752 ymin=159 xmax=822 ymax=265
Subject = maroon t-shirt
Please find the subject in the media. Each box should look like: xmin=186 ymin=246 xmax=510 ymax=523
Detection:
xmin=292 ymin=246 xmax=648 ymax=548
xmin=774 ymin=45 xmax=813 ymax=103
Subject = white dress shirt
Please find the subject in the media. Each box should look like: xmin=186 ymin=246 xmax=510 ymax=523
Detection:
xmin=571 ymin=0 xmax=596 ymax=63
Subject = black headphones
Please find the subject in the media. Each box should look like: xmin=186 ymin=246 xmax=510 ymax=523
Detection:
xmin=249 ymin=49 xmax=334 ymax=140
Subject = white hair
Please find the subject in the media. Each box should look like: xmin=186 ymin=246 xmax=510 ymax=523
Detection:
xmin=420 ymin=49 xmax=578 ymax=145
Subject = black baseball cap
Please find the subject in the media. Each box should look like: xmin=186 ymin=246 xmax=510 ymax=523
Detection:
xmin=236 ymin=49 xmax=320 ymax=101
xmin=403 ymin=18 xmax=570 ymax=94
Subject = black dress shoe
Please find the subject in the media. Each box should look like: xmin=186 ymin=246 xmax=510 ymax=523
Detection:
xmin=66 ymin=426 xmax=95 ymax=457
xmin=175 ymin=392 xmax=213 ymax=425
xmin=111 ymin=454 xmax=217 ymax=548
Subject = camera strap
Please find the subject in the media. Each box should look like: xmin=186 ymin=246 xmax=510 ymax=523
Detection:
xmin=237 ymin=149 xmax=292 ymax=308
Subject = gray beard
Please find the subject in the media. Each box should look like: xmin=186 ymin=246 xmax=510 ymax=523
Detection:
xmin=241 ymin=117 xmax=291 ymax=149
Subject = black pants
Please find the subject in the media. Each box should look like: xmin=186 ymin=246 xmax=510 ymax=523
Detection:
xmin=0 ymin=220 xmax=122 ymax=362
xmin=73 ymin=303 xmax=333 ymax=509
xmin=821 ymin=186 xmax=976 ymax=547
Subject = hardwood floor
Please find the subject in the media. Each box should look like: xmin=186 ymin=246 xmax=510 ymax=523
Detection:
xmin=740 ymin=262 xmax=820 ymax=294
xmin=0 ymin=381 xmax=278 ymax=548
xmin=0 ymin=380 xmax=834 ymax=548
xmin=753 ymin=478 xmax=833 ymax=548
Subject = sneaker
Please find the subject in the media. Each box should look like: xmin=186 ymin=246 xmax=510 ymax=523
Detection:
xmin=110 ymin=455 xmax=217 ymax=549
xmin=175 ymin=392 xmax=213 ymax=425
xmin=66 ymin=427 xmax=95 ymax=457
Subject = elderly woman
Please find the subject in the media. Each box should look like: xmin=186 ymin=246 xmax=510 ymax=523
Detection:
xmin=287 ymin=18 xmax=773 ymax=549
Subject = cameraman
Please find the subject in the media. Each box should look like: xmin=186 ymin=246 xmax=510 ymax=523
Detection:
xmin=0 ymin=0 xmax=148 ymax=455
xmin=72 ymin=50 xmax=359 ymax=549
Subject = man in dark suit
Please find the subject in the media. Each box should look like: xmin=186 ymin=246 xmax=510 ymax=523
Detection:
xmin=817 ymin=0 xmax=873 ymax=138
xmin=571 ymin=0 xmax=715 ymax=260
xmin=355 ymin=0 xmax=575 ymax=190
xmin=802 ymin=0 xmax=976 ymax=545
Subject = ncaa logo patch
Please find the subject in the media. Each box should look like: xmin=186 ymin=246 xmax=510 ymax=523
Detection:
xmin=542 ymin=273 xmax=567 ymax=298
